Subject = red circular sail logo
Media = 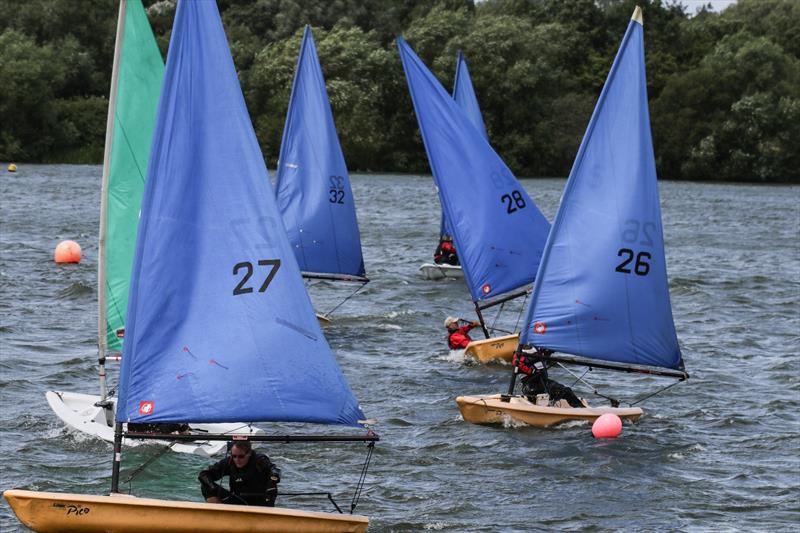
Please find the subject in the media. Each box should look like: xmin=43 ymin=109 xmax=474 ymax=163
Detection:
xmin=482 ymin=284 xmax=491 ymax=295
xmin=139 ymin=401 xmax=154 ymax=415
xmin=533 ymin=322 xmax=547 ymax=335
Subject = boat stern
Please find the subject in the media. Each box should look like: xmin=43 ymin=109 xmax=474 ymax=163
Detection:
xmin=464 ymin=334 xmax=519 ymax=364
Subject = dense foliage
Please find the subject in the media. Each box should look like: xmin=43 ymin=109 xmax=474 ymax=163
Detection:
xmin=1 ymin=0 xmax=797 ymax=182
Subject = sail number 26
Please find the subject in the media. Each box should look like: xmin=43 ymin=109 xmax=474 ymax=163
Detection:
xmin=615 ymin=219 xmax=655 ymax=276
xmin=233 ymin=260 xmax=281 ymax=295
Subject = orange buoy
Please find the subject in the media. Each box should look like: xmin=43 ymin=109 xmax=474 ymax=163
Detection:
xmin=54 ymin=240 xmax=82 ymax=263
xmin=592 ymin=413 xmax=622 ymax=438
xmin=7 ymin=163 xmax=17 ymax=172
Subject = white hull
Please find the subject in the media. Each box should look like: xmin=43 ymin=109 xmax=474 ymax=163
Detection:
xmin=46 ymin=391 xmax=260 ymax=457
xmin=419 ymin=263 xmax=463 ymax=280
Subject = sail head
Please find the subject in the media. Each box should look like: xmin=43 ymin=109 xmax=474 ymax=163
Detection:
xmin=116 ymin=1 xmax=365 ymax=427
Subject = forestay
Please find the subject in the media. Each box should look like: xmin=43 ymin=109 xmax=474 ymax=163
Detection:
xmin=100 ymin=0 xmax=164 ymax=354
xmin=275 ymin=26 xmax=366 ymax=280
xmin=520 ymin=9 xmax=684 ymax=373
xmin=116 ymin=0 xmax=365 ymax=427
xmin=398 ymin=38 xmax=550 ymax=302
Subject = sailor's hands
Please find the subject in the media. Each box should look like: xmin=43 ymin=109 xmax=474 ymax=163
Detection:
xmin=471 ymin=320 xmax=480 ymax=327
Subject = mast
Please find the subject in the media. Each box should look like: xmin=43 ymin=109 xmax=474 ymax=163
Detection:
xmin=97 ymin=0 xmax=127 ymax=405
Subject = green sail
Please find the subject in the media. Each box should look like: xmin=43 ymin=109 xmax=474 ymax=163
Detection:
xmin=102 ymin=0 xmax=164 ymax=352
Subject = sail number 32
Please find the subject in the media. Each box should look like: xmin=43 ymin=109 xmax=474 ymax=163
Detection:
xmin=329 ymin=175 xmax=346 ymax=204
xmin=233 ymin=260 xmax=281 ymax=295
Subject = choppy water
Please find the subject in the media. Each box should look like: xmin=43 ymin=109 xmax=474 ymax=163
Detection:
xmin=1 ymin=165 xmax=798 ymax=532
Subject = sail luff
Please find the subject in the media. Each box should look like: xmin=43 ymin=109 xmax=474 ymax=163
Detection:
xmin=101 ymin=0 xmax=165 ymax=356
xmin=273 ymin=26 xmax=308 ymax=202
xmin=97 ymin=0 xmax=127 ymax=365
xmin=520 ymin=22 xmax=640 ymax=351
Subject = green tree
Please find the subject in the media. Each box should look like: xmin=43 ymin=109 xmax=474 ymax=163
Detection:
xmin=0 ymin=29 xmax=65 ymax=160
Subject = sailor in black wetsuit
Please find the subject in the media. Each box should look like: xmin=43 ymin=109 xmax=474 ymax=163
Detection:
xmin=199 ymin=441 xmax=280 ymax=506
xmin=514 ymin=349 xmax=584 ymax=408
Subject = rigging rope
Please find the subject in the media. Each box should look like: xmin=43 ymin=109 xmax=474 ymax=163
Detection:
xmin=513 ymin=292 xmax=529 ymax=332
xmin=555 ymin=363 xmax=621 ymax=407
xmin=350 ymin=440 xmax=375 ymax=514
xmin=323 ymin=280 xmax=368 ymax=318
xmin=123 ymin=442 xmax=175 ymax=492
xmin=630 ymin=378 xmax=685 ymax=406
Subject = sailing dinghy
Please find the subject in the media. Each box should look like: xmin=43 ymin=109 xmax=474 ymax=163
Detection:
xmin=457 ymin=7 xmax=689 ymax=428
xmin=275 ymin=26 xmax=368 ymax=326
xmin=45 ymin=0 xmax=254 ymax=457
xmin=5 ymin=2 xmax=377 ymax=531
xmin=419 ymin=52 xmax=488 ymax=281
xmin=398 ymin=39 xmax=551 ymax=363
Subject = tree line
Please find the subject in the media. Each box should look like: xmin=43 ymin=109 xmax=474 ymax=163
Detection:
xmin=1 ymin=0 xmax=797 ymax=182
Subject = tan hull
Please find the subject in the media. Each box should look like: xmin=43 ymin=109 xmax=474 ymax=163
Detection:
xmin=464 ymin=334 xmax=519 ymax=363
xmin=3 ymin=489 xmax=368 ymax=533
xmin=316 ymin=313 xmax=331 ymax=327
xmin=456 ymin=394 xmax=643 ymax=428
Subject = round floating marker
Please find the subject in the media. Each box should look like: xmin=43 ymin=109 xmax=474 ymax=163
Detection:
xmin=592 ymin=413 xmax=622 ymax=438
xmin=8 ymin=163 xmax=17 ymax=172
xmin=54 ymin=240 xmax=82 ymax=263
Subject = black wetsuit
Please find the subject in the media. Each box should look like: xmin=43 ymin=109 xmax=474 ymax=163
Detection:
xmin=521 ymin=368 xmax=584 ymax=408
xmin=199 ymin=453 xmax=279 ymax=506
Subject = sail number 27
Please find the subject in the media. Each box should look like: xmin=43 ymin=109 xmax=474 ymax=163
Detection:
xmin=615 ymin=219 xmax=655 ymax=276
xmin=233 ymin=260 xmax=281 ymax=295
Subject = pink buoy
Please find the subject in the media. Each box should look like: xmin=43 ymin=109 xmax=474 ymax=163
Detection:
xmin=54 ymin=240 xmax=82 ymax=264
xmin=592 ymin=413 xmax=622 ymax=438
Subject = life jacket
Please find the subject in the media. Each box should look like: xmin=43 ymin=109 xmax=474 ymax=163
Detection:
xmin=447 ymin=325 xmax=474 ymax=350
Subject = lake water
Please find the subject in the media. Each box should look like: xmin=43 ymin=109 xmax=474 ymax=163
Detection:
xmin=1 ymin=165 xmax=798 ymax=532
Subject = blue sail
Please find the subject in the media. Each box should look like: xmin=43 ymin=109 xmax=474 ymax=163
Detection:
xmin=398 ymin=38 xmax=550 ymax=302
xmin=519 ymin=9 xmax=683 ymax=372
xmin=275 ymin=26 xmax=366 ymax=280
xmin=116 ymin=0 xmax=365 ymax=426
xmin=453 ymin=52 xmax=488 ymax=141
xmin=439 ymin=52 xmax=489 ymax=240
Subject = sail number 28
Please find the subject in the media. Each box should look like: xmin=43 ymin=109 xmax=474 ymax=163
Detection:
xmin=233 ymin=260 xmax=281 ymax=295
xmin=501 ymin=190 xmax=526 ymax=213
xmin=615 ymin=219 xmax=655 ymax=276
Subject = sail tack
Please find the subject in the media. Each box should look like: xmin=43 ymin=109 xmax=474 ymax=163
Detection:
xmin=398 ymin=38 xmax=551 ymax=302
xmin=116 ymin=0 xmax=365 ymax=426
xmin=275 ymin=26 xmax=366 ymax=280
xmin=100 ymin=0 xmax=164 ymax=353
xmin=520 ymin=8 xmax=684 ymax=373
